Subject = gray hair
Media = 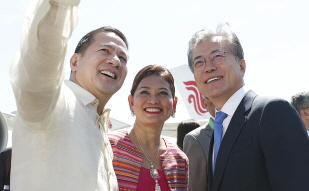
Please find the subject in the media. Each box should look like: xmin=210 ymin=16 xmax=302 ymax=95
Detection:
xmin=187 ymin=22 xmax=244 ymax=72
xmin=291 ymin=92 xmax=309 ymax=113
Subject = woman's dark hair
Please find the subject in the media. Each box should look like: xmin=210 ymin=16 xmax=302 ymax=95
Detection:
xmin=130 ymin=65 xmax=175 ymax=98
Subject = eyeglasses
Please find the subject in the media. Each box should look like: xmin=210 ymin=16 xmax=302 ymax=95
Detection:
xmin=193 ymin=51 xmax=236 ymax=72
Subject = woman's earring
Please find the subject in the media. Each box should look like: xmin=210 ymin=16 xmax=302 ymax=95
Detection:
xmin=131 ymin=110 xmax=135 ymax=117
xmin=171 ymin=111 xmax=175 ymax=118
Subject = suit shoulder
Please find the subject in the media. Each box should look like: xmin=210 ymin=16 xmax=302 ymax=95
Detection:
xmin=186 ymin=124 xmax=211 ymax=137
xmin=0 ymin=148 xmax=12 ymax=161
xmin=0 ymin=147 xmax=12 ymax=156
xmin=250 ymin=95 xmax=302 ymax=130
xmin=253 ymin=95 xmax=289 ymax=106
xmin=250 ymin=95 xmax=292 ymax=112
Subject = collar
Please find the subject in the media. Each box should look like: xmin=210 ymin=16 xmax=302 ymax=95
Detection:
xmin=65 ymin=80 xmax=112 ymax=131
xmin=64 ymin=80 xmax=99 ymax=106
xmin=218 ymin=85 xmax=250 ymax=117
xmin=100 ymin=108 xmax=111 ymax=132
xmin=208 ymin=117 xmax=214 ymax=129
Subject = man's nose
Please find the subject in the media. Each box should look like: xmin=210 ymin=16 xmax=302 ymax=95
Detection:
xmin=203 ymin=60 xmax=217 ymax=73
xmin=108 ymin=54 xmax=121 ymax=67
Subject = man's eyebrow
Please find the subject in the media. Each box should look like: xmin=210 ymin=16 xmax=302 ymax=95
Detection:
xmin=193 ymin=55 xmax=202 ymax=61
xmin=193 ymin=49 xmax=222 ymax=61
xmin=119 ymin=50 xmax=128 ymax=58
xmin=210 ymin=49 xmax=222 ymax=54
xmin=100 ymin=43 xmax=115 ymax=50
xmin=100 ymin=43 xmax=128 ymax=58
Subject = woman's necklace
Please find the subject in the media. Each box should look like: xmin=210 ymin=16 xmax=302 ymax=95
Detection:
xmin=133 ymin=129 xmax=161 ymax=191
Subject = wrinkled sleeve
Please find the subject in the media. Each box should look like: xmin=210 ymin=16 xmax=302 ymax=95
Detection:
xmin=10 ymin=0 xmax=80 ymax=122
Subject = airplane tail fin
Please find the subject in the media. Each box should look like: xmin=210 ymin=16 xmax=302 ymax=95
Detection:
xmin=170 ymin=64 xmax=209 ymax=120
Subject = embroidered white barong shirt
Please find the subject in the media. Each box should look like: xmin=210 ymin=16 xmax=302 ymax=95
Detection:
xmin=10 ymin=0 xmax=118 ymax=190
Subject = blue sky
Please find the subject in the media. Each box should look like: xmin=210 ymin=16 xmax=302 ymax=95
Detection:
xmin=0 ymin=0 xmax=308 ymax=125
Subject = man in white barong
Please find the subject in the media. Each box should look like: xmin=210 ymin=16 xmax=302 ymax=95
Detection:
xmin=10 ymin=0 xmax=129 ymax=190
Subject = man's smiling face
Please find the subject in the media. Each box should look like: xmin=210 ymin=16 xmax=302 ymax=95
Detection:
xmin=70 ymin=32 xmax=128 ymax=98
xmin=192 ymin=38 xmax=245 ymax=108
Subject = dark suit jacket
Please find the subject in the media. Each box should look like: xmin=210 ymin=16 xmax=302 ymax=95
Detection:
xmin=184 ymin=119 xmax=213 ymax=191
xmin=0 ymin=148 xmax=11 ymax=190
xmin=208 ymin=90 xmax=309 ymax=191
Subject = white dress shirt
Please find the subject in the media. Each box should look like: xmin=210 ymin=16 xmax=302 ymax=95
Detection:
xmin=220 ymin=86 xmax=250 ymax=137
xmin=212 ymin=86 xmax=250 ymax=171
xmin=10 ymin=0 xmax=118 ymax=190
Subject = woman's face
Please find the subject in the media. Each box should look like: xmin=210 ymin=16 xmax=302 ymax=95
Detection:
xmin=128 ymin=75 xmax=177 ymax=126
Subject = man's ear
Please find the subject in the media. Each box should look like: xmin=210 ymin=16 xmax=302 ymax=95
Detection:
xmin=201 ymin=97 xmax=207 ymax=108
xmin=239 ymin=59 xmax=246 ymax=75
xmin=128 ymin=95 xmax=134 ymax=111
xmin=70 ymin=53 xmax=79 ymax=72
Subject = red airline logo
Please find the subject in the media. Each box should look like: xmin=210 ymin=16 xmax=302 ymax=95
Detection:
xmin=183 ymin=81 xmax=207 ymax=115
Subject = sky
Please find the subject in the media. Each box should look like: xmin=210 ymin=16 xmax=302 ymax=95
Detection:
xmin=0 ymin=0 xmax=308 ymax=126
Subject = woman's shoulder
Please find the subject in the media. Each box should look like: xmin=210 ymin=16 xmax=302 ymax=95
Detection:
xmin=108 ymin=127 xmax=131 ymax=143
xmin=162 ymin=138 xmax=188 ymax=160
xmin=108 ymin=128 xmax=141 ymax=157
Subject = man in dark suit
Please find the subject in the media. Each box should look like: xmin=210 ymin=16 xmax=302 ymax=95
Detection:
xmin=186 ymin=22 xmax=309 ymax=191
xmin=291 ymin=92 xmax=309 ymax=135
xmin=0 ymin=148 xmax=11 ymax=191
xmin=183 ymin=97 xmax=215 ymax=191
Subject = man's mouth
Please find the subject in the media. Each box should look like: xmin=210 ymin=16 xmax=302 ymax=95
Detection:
xmin=100 ymin=70 xmax=116 ymax=79
xmin=207 ymin=77 xmax=221 ymax=83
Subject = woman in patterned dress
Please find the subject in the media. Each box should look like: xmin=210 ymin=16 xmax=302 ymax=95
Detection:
xmin=108 ymin=65 xmax=188 ymax=191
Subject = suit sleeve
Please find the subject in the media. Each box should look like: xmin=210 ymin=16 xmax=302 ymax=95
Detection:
xmin=184 ymin=134 xmax=207 ymax=191
xmin=259 ymin=99 xmax=309 ymax=190
xmin=0 ymin=152 xmax=5 ymax=190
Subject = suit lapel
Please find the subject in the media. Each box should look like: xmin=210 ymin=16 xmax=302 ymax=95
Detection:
xmin=212 ymin=90 xmax=257 ymax=191
xmin=208 ymin=133 xmax=214 ymax=190
xmin=205 ymin=123 xmax=213 ymax=139
xmin=201 ymin=123 xmax=213 ymax=157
